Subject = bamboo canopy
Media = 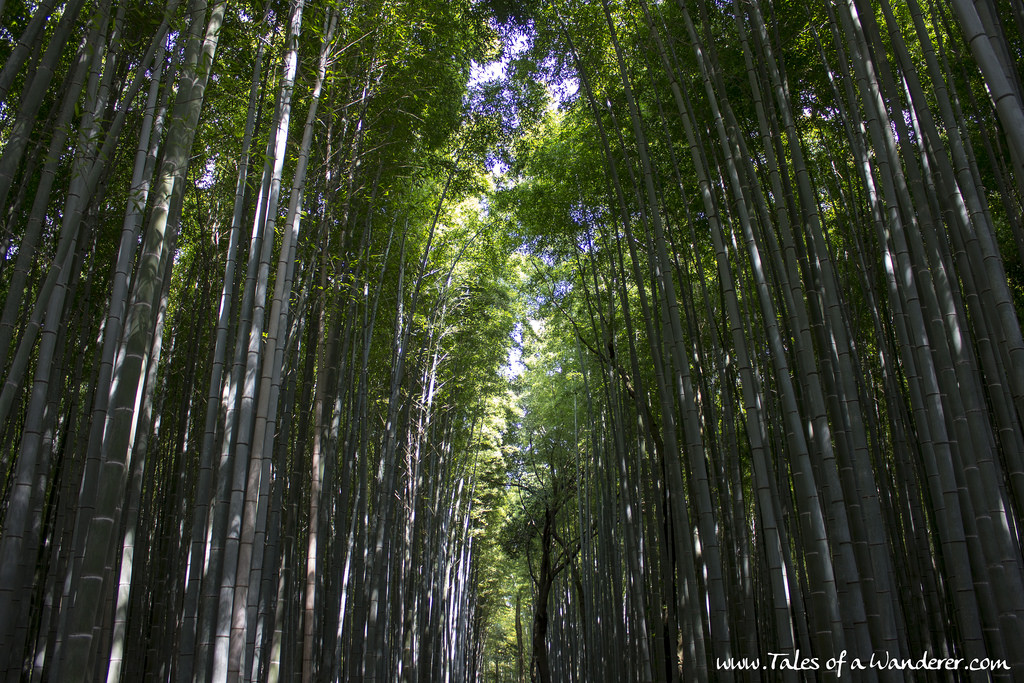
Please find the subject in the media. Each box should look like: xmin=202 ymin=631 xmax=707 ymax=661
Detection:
xmin=0 ymin=0 xmax=1023 ymax=681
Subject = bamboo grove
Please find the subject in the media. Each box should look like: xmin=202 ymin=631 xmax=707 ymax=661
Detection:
xmin=1 ymin=0 xmax=1024 ymax=682
xmin=493 ymin=0 xmax=1024 ymax=680
xmin=0 ymin=0 xmax=521 ymax=680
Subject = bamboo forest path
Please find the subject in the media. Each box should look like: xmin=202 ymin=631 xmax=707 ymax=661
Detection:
xmin=2 ymin=0 xmax=1024 ymax=682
